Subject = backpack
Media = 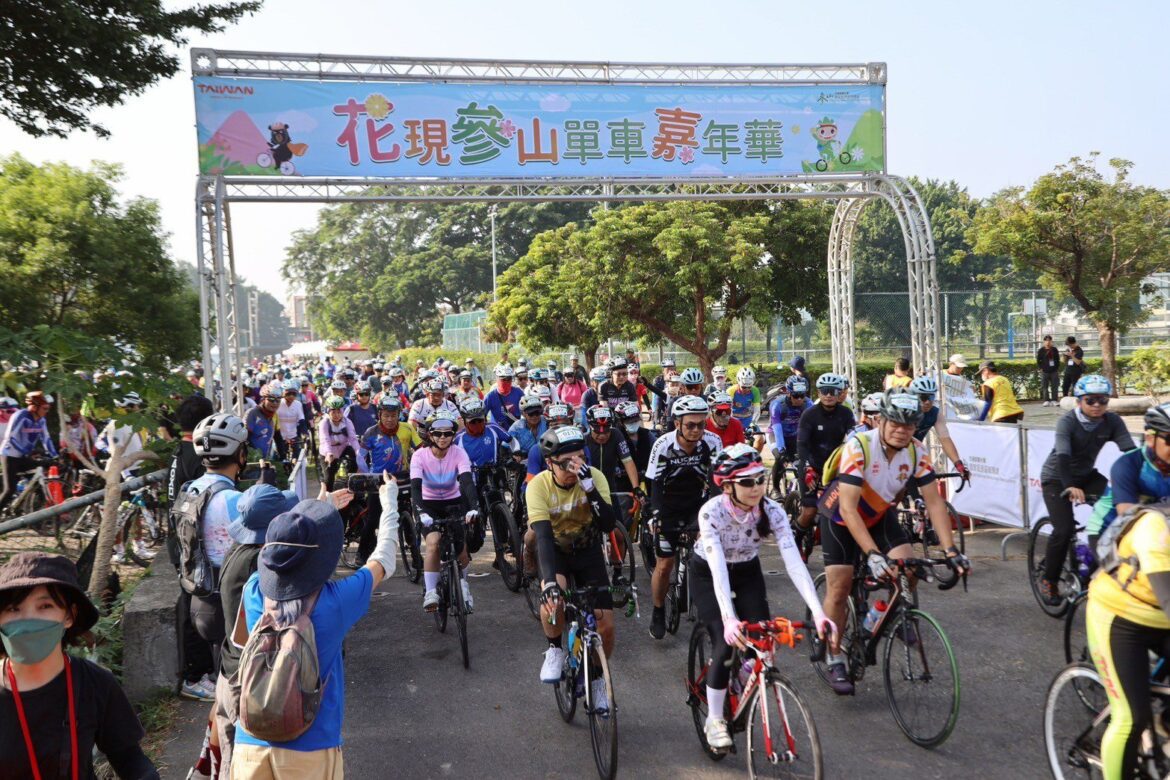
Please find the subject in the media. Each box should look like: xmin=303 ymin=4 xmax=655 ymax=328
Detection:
xmin=1096 ymin=502 xmax=1170 ymax=595
xmin=821 ymin=433 xmax=918 ymax=488
xmin=238 ymin=590 xmax=326 ymax=743
xmin=171 ymin=479 xmax=232 ymax=597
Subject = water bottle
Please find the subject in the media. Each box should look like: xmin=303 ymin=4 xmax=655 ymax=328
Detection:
xmin=862 ymin=600 xmax=888 ymax=635
xmin=737 ymin=658 xmax=754 ymax=692
xmin=1075 ymin=543 xmax=1095 ymax=580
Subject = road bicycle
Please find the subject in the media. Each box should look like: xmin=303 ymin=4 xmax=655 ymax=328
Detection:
xmin=429 ymin=511 xmax=472 ymax=669
xmin=3 ymin=459 xmax=66 ymax=535
xmin=474 ymin=463 xmax=525 ymax=592
xmin=1043 ymin=661 xmax=1170 ymax=779
xmin=806 ymin=557 xmax=963 ymax=748
xmin=1027 ymin=490 xmax=1103 ymax=618
xmin=895 ymin=472 xmax=967 ymax=558
xmin=606 ymin=492 xmax=640 ymax=610
xmin=686 ymin=617 xmax=823 ymax=778
xmin=768 ymin=453 xmax=803 ymax=522
xmin=551 ymin=581 xmax=619 ymax=780
xmin=1063 ymin=591 xmax=1090 ymax=666
xmin=114 ymin=484 xmax=163 ymax=567
xmin=665 ymin=526 xmax=699 ymax=635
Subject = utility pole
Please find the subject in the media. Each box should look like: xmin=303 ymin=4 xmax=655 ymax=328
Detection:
xmin=489 ymin=205 xmax=498 ymax=302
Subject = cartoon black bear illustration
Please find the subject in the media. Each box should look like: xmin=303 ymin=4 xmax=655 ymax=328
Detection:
xmin=256 ymin=122 xmax=307 ymax=175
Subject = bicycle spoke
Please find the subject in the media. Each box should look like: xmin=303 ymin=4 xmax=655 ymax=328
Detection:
xmin=1044 ymin=664 xmax=1108 ymax=779
xmin=747 ymin=674 xmax=822 ymax=779
xmin=882 ymin=610 xmax=959 ymax=748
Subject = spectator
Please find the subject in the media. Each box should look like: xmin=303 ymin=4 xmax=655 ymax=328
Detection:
xmin=231 ymin=482 xmax=397 ymax=777
xmin=0 ymin=391 xmax=57 ymax=511
xmin=941 ymin=354 xmax=981 ymax=420
xmin=1062 ymin=336 xmax=1085 ymax=398
xmin=883 ymin=357 xmax=912 ymax=390
xmin=789 ymin=355 xmax=808 ymax=380
xmin=0 ymin=553 xmax=159 ymax=779
xmin=1036 ymin=335 xmax=1061 ymax=407
xmin=978 ymin=361 xmax=1024 ymax=423
xmin=463 ymin=357 xmax=485 ymax=389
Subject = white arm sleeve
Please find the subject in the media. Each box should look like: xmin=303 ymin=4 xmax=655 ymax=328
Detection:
xmin=750 ymin=403 xmax=761 ymax=424
xmin=698 ymin=508 xmax=738 ymax=622
xmin=366 ymin=480 xmax=400 ymax=579
xmin=772 ymin=505 xmax=826 ymax=623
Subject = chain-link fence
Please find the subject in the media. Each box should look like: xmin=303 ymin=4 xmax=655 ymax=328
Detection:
xmin=440 ymin=311 xmax=499 ymax=354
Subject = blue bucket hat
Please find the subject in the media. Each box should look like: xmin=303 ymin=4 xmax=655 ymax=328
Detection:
xmin=789 ymin=355 xmax=806 ymax=371
xmin=230 ymin=484 xmax=299 ymax=545
xmin=259 ymin=500 xmax=343 ymax=601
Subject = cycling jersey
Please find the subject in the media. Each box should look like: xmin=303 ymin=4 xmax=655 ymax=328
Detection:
xmin=831 ymin=427 xmax=935 ymax=526
xmin=705 ymin=417 xmax=745 ymax=448
xmin=1088 ymin=447 xmax=1170 ymax=537
xmin=797 ymin=402 xmax=856 ymax=475
xmin=507 ymin=418 xmax=546 ymax=455
xmin=525 ymin=440 xmax=591 ymax=484
xmin=1040 ymin=409 xmax=1136 ymax=488
xmin=768 ymin=396 xmax=809 ymax=442
xmin=598 ymin=380 xmax=638 ymax=408
xmin=578 ymin=388 xmax=601 ymax=425
xmin=344 ymin=403 xmax=377 ymax=437
xmin=453 ymin=387 xmax=483 ymax=406
xmin=243 ymin=406 xmax=275 ymax=457
xmin=913 ymin=406 xmax=940 ymax=442
xmin=526 ymin=466 xmax=612 ymax=552
xmin=483 ymin=386 xmax=524 ymax=427
xmin=694 ymin=495 xmax=789 ymax=566
xmin=1089 ymin=508 xmax=1170 ymax=629
xmin=408 ymin=397 xmax=459 ymax=427
xmin=275 ymin=398 xmax=307 ymax=440
xmin=585 ymin=431 xmax=635 ymax=493
xmin=360 ymin=423 xmax=420 ymax=476
xmin=454 ymin=424 xmax=513 ymax=468
xmin=646 ymin=430 xmax=723 ymax=515
xmin=556 ymin=380 xmax=586 ymax=408
xmin=729 ymin=384 xmax=760 ymax=426
xmin=410 ymin=445 xmax=472 ymax=502
xmin=318 ymin=416 xmax=359 ymax=461
xmin=0 ymin=409 xmax=57 ymax=458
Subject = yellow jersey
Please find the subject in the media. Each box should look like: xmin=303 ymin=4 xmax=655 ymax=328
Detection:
xmin=526 ymin=467 xmax=611 ymax=553
xmin=981 ymin=374 xmax=1023 ymax=421
xmin=1089 ymin=509 xmax=1170 ymax=629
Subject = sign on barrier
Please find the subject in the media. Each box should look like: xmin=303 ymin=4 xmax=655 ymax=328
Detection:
xmin=947 ymin=423 xmax=1022 ymax=527
xmin=1025 ymin=427 xmax=1134 ymax=528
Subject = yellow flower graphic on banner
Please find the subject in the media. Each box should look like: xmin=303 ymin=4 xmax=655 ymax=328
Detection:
xmin=364 ymin=94 xmax=392 ymax=120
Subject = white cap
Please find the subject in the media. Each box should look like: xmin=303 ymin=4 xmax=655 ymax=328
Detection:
xmin=948 ymin=353 xmax=968 ymax=368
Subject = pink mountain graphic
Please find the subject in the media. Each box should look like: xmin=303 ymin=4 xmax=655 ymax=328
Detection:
xmin=203 ymin=110 xmax=269 ymax=171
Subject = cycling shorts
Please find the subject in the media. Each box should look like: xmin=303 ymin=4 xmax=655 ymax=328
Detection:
xmin=820 ymin=507 xmax=909 ymax=567
xmin=656 ymin=509 xmax=699 ymax=559
xmin=553 ymin=541 xmax=613 ymax=610
xmin=417 ymin=498 xmax=466 ymax=550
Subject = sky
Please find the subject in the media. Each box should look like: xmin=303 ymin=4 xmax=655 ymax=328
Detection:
xmin=3 ymin=0 xmax=1166 ymax=303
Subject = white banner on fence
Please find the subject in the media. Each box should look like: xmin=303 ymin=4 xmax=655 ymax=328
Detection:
xmin=1025 ymin=427 xmax=1136 ymax=528
xmin=947 ymin=423 xmax=1023 ymax=527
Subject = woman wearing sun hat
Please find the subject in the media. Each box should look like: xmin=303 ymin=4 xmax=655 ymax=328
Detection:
xmin=230 ymin=476 xmax=399 ymax=779
xmin=0 ymin=552 xmax=159 ymax=779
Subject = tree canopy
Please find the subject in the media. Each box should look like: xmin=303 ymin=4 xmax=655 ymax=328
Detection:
xmin=1 ymin=0 xmax=259 ymax=138
xmin=970 ymin=154 xmax=1170 ymax=384
xmin=0 ymin=155 xmax=200 ymax=367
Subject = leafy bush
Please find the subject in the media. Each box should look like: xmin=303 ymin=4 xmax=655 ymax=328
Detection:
xmin=1128 ymin=344 xmax=1170 ymax=402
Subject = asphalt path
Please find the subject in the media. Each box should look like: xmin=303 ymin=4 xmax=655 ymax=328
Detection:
xmin=161 ymin=523 xmax=1069 ymax=778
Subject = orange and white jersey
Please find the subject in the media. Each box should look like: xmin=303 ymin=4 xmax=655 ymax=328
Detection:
xmin=836 ymin=427 xmax=935 ymax=526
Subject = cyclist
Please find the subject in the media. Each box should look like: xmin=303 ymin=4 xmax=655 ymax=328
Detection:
xmin=849 ymin=392 xmax=885 ymax=436
xmin=579 ymin=367 xmax=607 ymax=423
xmin=1037 ymin=375 xmax=1137 ymax=605
xmin=703 ymin=366 xmax=730 ymax=397
xmin=514 ymin=365 xmax=531 ymax=393
xmin=387 ymin=366 xmax=411 ymax=405
xmin=345 ymin=381 xmax=378 ymax=436
xmin=663 ymin=367 xmax=707 ymax=429
xmin=455 ymin=397 xmax=516 ymax=470
xmin=409 ymin=378 xmax=460 ymax=434
xmin=530 ymin=368 xmax=560 ymax=403
xmin=484 ymin=365 xmax=524 ymax=428
xmin=244 ymin=383 xmax=280 ymax=466
xmin=583 ymin=405 xmax=642 ymax=503
xmin=793 ymin=373 xmax=856 ymax=541
xmin=729 ymin=367 xmax=762 ymax=440
xmin=327 ymin=379 xmax=350 ymax=407
xmin=766 ymin=375 xmax=811 ymax=465
xmin=360 ymin=395 xmax=422 ymax=569
xmin=526 ymin=403 xmax=589 ymax=485
xmin=556 ymin=365 xmax=587 ymax=408
xmin=318 ymin=395 xmax=360 ymax=491
xmin=705 ymin=391 xmax=746 ymax=448
xmin=531 ymin=426 xmax=619 ymax=711
xmin=509 ymin=394 xmax=548 ymax=457
xmin=908 ymin=376 xmax=971 ymax=482
xmin=817 ymin=390 xmax=969 ymax=694
xmin=614 ymin=400 xmax=656 ymax=483
xmin=453 ymin=371 xmax=483 ymax=405
xmin=693 ymin=444 xmax=836 ymax=750
xmin=274 ymin=380 xmax=309 ymax=471
xmin=1088 ymin=403 xmax=1170 ymax=549
xmin=646 ymin=394 xmax=724 ymax=639
xmin=411 ymin=410 xmax=479 ymax=612
xmin=598 ymin=356 xmax=639 ymax=408
xmin=299 ymin=376 xmax=321 ymax=416
xmin=0 ymin=391 xmax=57 ymax=511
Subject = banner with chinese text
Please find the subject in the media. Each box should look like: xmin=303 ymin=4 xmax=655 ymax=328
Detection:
xmin=194 ymin=77 xmax=884 ymax=178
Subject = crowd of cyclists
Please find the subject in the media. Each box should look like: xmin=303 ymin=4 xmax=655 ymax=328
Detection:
xmin=2 ymin=347 xmax=1169 ymax=779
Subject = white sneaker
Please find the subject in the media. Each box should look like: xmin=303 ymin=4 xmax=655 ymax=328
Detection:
xmin=705 ymin=718 xmax=733 ymax=750
xmin=460 ymin=579 xmax=474 ymax=613
xmin=540 ymin=646 xmax=567 ymax=683
xmin=423 ymin=589 xmax=440 ymax=612
xmin=196 ymin=674 xmax=217 ymax=699
xmin=590 ymin=678 xmax=609 ymax=715
xmin=135 ymin=542 xmax=157 ymax=560
xmin=111 ymin=547 xmax=125 ymax=564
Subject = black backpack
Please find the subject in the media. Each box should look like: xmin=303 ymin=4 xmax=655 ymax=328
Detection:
xmin=172 ymin=479 xmax=232 ymax=597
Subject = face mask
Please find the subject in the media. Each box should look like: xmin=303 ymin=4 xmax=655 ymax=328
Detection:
xmin=1 ymin=619 xmax=66 ymax=664
xmin=624 ymin=423 xmax=640 ymax=436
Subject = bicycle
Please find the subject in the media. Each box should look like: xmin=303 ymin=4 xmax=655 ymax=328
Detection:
xmin=474 ymin=463 xmax=525 ymax=592
xmin=606 ymin=492 xmax=640 ymax=609
xmin=3 ymin=458 xmax=66 ymax=535
xmin=895 ymin=472 xmax=967 ymax=558
xmin=115 ymin=484 xmax=163 ymax=567
xmin=806 ymin=557 xmax=963 ymax=748
xmin=1027 ymin=490 xmax=1103 ymax=619
xmin=1063 ymin=591 xmax=1090 ymax=666
xmin=686 ymin=617 xmax=824 ymax=778
xmin=429 ymin=511 xmax=472 ymax=670
xmin=768 ymin=453 xmax=803 ymax=522
xmin=550 ymin=581 xmax=619 ymax=780
xmin=666 ymin=527 xmax=698 ymax=636
xmin=395 ymin=474 xmax=422 ymax=584
xmin=1043 ymin=661 xmax=1170 ymax=779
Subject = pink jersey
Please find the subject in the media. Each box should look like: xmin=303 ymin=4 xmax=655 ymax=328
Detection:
xmin=409 ymin=445 xmax=471 ymax=502
xmin=318 ymin=416 xmax=359 ymax=459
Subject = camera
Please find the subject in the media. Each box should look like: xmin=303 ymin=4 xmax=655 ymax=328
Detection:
xmin=345 ymin=474 xmax=382 ymax=494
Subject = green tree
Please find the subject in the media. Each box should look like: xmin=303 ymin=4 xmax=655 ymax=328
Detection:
xmin=970 ymin=155 xmax=1170 ymax=385
xmin=0 ymin=155 xmax=200 ymax=367
xmin=1 ymin=0 xmax=259 ymax=138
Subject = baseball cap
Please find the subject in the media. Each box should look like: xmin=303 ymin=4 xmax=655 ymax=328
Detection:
xmin=948 ymin=354 xmax=969 ymax=368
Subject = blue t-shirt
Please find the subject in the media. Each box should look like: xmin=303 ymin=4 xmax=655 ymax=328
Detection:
xmin=455 ymin=424 xmax=512 ymax=468
xmin=244 ymin=407 xmax=275 ymax=457
xmin=483 ymin=387 xmax=524 ymax=427
xmin=768 ymin=397 xmax=808 ymax=441
xmin=345 ymin=403 xmax=378 ymax=438
xmin=1088 ymin=447 xmax=1170 ymax=536
xmin=508 ymin=418 xmax=547 ymax=455
xmin=234 ymin=567 xmax=374 ymax=752
xmin=360 ymin=425 xmax=406 ymax=476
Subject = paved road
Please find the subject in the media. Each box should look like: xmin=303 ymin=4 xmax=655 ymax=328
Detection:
xmin=161 ymin=524 xmax=1069 ymax=778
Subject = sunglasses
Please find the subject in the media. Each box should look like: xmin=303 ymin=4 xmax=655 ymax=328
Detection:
xmin=713 ymin=407 xmax=731 ymax=415
xmin=1082 ymin=395 xmax=1109 ymax=407
xmin=789 ymin=394 xmax=806 ymax=400
xmin=357 ymin=393 xmax=370 ymax=397
xmin=430 ymin=430 xmax=455 ymax=439
xmin=919 ymin=394 xmax=936 ymax=403
xmin=731 ymin=473 xmax=768 ymax=487
xmin=680 ymin=421 xmax=706 ymax=431
xmin=524 ymin=408 xmax=542 ymax=416
xmin=590 ymin=424 xmax=611 ymax=433
xmin=818 ymin=389 xmax=838 ymax=396
xmin=549 ymin=457 xmax=577 ymax=470
xmin=466 ymin=418 xmax=485 ymax=425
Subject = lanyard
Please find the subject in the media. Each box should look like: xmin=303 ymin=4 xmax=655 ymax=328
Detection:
xmin=6 ymin=653 xmax=78 ymax=780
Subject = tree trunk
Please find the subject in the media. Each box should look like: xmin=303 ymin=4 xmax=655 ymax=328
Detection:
xmin=978 ymin=292 xmax=989 ymax=359
xmin=1096 ymin=321 xmax=1119 ymax=393
xmin=765 ymin=321 xmax=772 ymax=358
xmin=88 ymin=423 xmax=126 ymax=600
xmin=583 ymin=344 xmax=598 ymax=371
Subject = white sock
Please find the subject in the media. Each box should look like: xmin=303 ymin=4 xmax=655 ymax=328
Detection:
xmin=461 ymin=568 xmax=469 ymax=582
xmin=706 ymin=686 xmax=727 ymax=726
xmin=424 ymin=572 xmax=439 ymax=591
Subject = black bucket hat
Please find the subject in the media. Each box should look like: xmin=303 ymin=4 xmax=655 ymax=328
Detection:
xmin=259 ymin=499 xmax=343 ymax=601
xmin=0 ymin=553 xmax=100 ymax=633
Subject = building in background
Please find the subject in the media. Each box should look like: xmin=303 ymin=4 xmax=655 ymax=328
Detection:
xmin=286 ymin=293 xmax=315 ymax=343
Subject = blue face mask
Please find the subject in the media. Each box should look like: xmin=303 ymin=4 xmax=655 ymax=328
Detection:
xmin=1 ymin=618 xmax=66 ymax=664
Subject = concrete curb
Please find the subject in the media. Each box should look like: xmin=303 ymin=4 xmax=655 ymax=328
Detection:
xmin=122 ymin=557 xmax=180 ymax=703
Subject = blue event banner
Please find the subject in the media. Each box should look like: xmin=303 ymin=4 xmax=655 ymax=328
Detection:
xmin=194 ymin=76 xmax=884 ymax=178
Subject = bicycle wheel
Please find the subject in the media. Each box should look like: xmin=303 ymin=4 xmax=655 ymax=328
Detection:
xmin=881 ymin=608 xmax=960 ymax=748
xmin=686 ymin=622 xmax=728 ymax=761
xmin=452 ymin=559 xmax=469 ymax=669
xmin=603 ymin=523 xmax=635 ymax=608
xmin=746 ymin=672 xmax=823 ymax=780
xmin=121 ymin=507 xmax=150 ymax=567
xmin=666 ymin=575 xmax=681 ymax=636
xmin=398 ymin=503 xmax=423 ymax=583
xmin=434 ymin=571 xmax=449 ymax=634
xmin=1064 ymin=592 xmax=1090 ymax=667
xmin=638 ymin=516 xmax=657 ymax=574
xmin=946 ymin=502 xmax=966 ymax=555
xmin=1029 ymin=518 xmax=1076 ymax=618
xmin=555 ymin=652 xmax=578 ymax=723
xmin=521 ymin=572 xmax=541 ymax=621
xmin=492 ymin=501 xmax=524 ymax=593
xmin=807 ymin=573 xmax=859 ymax=689
xmin=586 ymin=641 xmax=618 ymax=780
xmin=1043 ymin=663 xmax=1108 ymax=779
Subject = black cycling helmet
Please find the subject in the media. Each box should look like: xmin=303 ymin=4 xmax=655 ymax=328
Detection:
xmin=880 ymin=389 xmax=924 ymax=425
xmin=1145 ymin=402 xmax=1170 ymax=434
xmin=377 ymin=395 xmax=401 ymax=413
xmin=538 ymin=425 xmax=586 ymax=459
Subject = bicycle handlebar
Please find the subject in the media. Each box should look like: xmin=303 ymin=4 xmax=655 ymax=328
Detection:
xmin=862 ymin=557 xmax=964 ymax=593
xmin=935 ymin=472 xmax=968 ymax=494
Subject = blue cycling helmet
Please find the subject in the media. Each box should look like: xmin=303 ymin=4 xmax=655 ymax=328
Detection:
xmin=785 ymin=375 xmax=810 ymax=395
xmin=1073 ymin=374 xmax=1112 ymax=398
xmin=909 ymin=376 xmax=938 ymax=397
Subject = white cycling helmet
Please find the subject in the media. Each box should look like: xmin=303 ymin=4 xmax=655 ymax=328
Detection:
xmin=815 ymin=373 xmax=848 ymax=392
xmin=519 ymin=394 xmax=544 ymax=413
xmin=672 ymin=395 xmax=710 ymax=418
xmin=908 ymin=376 xmax=938 ymax=397
xmin=533 ymin=385 xmax=552 ymax=401
xmin=679 ymin=367 xmax=705 ymax=386
xmin=736 ymin=367 xmax=756 ymax=387
xmin=193 ymin=413 xmax=248 ymax=457
xmin=712 ymin=365 xmax=727 ymax=377
xmin=861 ymin=392 xmax=884 ymax=414
xmin=709 ymin=391 xmax=733 ymax=407
xmin=589 ymin=366 xmax=608 ymax=382
xmin=494 ymin=364 xmax=515 ymax=379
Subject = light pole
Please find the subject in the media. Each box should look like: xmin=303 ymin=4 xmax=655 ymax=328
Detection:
xmin=489 ymin=204 xmax=498 ymax=302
